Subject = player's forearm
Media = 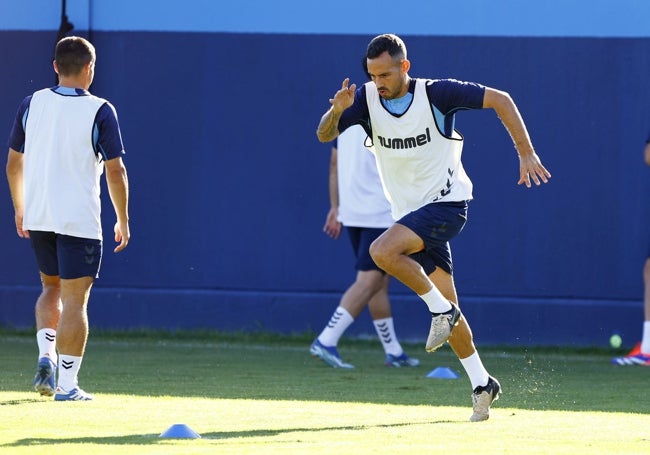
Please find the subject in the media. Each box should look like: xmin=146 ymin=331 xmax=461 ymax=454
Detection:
xmin=106 ymin=162 xmax=129 ymax=224
xmin=644 ymin=142 xmax=650 ymax=166
xmin=328 ymin=148 xmax=339 ymax=208
xmin=501 ymin=107 xmax=534 ymax=157
xmin=6 ymin=149 xmax=24 ymax=212
xmin=485 ymin=89 xmax=534 ymax=157
xmin=328 ymin=174 xmax=339 ymax=209
xmin=317 ymin=108 xmax=342 ymax=143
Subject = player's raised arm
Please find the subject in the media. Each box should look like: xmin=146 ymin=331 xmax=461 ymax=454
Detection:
xmin=483 ymin=87 xmax=551 ymax=188
xmin=317 ymin=78 xmax=356 ymax=143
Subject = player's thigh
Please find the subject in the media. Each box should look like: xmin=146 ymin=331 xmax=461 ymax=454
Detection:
xmin=60 ymin=276 xmax=95 ymax=307
xmin=29 ymin=231 xmax=59 ymax=276
xmin=370 ymin=223 xmax=424 ymax=257
xmin=56 ymin=235 xmax=102 ymax=280
xmin=39 ymin=272 xmax=61 ymax=289
xmin=352 ymin=227 xmax=389 ymax=272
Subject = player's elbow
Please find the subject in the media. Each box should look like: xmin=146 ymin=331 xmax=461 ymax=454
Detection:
xmin=483 ymin=87 xmax=513 ymax=110
xmin=105 ymin=158 xmax=128 ymax=184
xmin=317 ymin=130 xmax=332 ymax=143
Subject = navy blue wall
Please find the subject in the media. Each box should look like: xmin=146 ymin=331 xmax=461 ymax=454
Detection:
xmin=1 ymin=28 xmax=649 ymax=346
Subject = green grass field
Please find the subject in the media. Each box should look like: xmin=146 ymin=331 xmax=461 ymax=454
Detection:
xmin=1 ymin=329 xmax=649 ymax=454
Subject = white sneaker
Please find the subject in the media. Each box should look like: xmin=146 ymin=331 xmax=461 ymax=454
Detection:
xmin=54 ymin=386 xmax=94 ymax=401
xmin=425 ymin=303 xmax=461 ymax=352
xmin=470 ymin=376 xmax=501 ymax=422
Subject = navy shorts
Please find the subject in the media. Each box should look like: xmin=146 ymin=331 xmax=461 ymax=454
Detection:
xmin=346 ymin=226 xmax=387 ymax=272
xmin=29 ymin=231 xmax=102 ymax=279
xmin=397 ymin=201 xmax=468 ymax=275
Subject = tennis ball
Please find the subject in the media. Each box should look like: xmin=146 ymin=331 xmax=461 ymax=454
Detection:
xmin=609 ymin=334 xmax=622 ymax=348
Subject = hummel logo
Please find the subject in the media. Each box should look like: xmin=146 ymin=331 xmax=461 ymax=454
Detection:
xmin=84 ymin=244 xmax=97 ymax=264
xmin=327 ymin=310 xmax=343 ymax=328
xmin=376 ymin=322 xmax=393 ymax=343
xmin=432 ymin=168 xmax=455 ymax=201
xmin=61 ymin=360 xmax=74 ymax=370
xmin=378 ymin=127 xmax=432 ymax=150
xmin=45 ymin=332 xmax=55 ymax=342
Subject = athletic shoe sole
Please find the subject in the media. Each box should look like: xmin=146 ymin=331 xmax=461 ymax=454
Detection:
xmin=33 ymin=358 xmax=56 ymax=397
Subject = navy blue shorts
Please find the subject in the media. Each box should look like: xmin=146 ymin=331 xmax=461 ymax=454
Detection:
xmin=29 ymin=231 xmax=102 ymax=279
xmin=346 ymin=226 xmax=387 ymax=272
xmin=397 ymin=201 xmax=468 ymax=275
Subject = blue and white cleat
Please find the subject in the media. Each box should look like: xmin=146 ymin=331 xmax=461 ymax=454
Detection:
xmin=33 ymin=357 xmax=56 ymax=397
xmin=385 ymin=353 xmax=420 ymax=367
xmin=310 ymin=339 xmax=354 ymax=369
xmin=54 ymin=386 xmax=94 ymax=401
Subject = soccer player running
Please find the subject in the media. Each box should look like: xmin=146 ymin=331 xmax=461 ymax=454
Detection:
xmin=6 ymin=36 xmax=130 ymax=401
xmin=316 ymin=34 xmax=551 ymax=421
xmin=611 ymin=135 xmax=650 ymax=366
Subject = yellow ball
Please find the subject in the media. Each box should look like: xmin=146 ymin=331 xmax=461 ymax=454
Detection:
xmin=609 ymin=334 xmax=622 ymax=348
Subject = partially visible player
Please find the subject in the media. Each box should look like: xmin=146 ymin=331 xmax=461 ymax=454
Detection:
xmin=5 ymin=36 xmax=130 ymax=400
xmin=310 ymin=124 xmax=419 ymax=369
xmin=611 ymin=135 xmax=650 ymax=366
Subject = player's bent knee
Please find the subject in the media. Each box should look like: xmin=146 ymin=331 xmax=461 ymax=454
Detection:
xmin=368 ymin=241 xmax=387 ymax=268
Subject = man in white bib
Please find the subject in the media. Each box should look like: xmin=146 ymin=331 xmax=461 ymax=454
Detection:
xmin=311 ymin=124 xmax=419 ymax=369
xmin=317 ymin=34 xmax=551 ymax=421
xmin=6 ymin=36 xmax=130 ymax=401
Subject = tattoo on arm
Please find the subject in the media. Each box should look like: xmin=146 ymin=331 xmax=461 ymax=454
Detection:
xmin=317 ymin=109 xmax=341 ymax=143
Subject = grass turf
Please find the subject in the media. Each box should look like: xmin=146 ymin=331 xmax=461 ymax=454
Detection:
xmin=1 ymin=329 xmax=649 ymax=454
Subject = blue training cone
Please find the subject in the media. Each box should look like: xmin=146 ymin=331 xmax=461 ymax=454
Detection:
xmin=426 ymin=366 xmax=460 ymax=379
xmin=159 ymin=423 xmax=201 ymax=439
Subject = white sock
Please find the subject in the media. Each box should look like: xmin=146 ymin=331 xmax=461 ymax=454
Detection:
xmin=57 ymin=355 xmax=83 ymax=391
xmin=318 ymin=307 xmax=354 ymax=347
xmin=36 ymin=328 xmax=57 ymax=363
xmin=641 ymin=321 xmax=650 ymax=354
xmin=419 ymin=287 xmax=452 ymax=313
xmin=373 ymin=317 xmax=403 ymax=356
xmin=459 ymin=351 xmax=490 ymax=390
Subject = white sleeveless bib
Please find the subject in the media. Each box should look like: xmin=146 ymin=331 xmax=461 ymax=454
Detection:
xmin=366 ymin=79 xmax=473 ymax=219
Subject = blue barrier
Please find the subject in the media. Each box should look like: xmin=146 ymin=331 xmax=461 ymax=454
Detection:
xmin=1 ymin=30 xmax=648 ymax=346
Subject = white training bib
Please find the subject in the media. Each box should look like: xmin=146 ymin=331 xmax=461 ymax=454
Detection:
xmin=23 ymin=88 xmax=107 ymax=240
xmin=336 ymin=125 xmax=394 ymax=227
xmin=366 ymin=79 xmax=473 ymax=219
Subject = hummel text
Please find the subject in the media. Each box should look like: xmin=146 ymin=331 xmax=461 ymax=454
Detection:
xmin=377 ymin=127 xmax=431 ymax=149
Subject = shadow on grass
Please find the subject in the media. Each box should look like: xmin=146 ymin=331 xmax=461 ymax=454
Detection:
xmin=0 ymin=398 xmax=44 ymax=406
xmin=1 ymin=420 xmax=459 ymax=447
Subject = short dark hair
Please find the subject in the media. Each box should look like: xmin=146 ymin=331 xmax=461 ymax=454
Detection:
xmin=55 ymin=36 xmax=95 ymax=76
xmin=361 ymin=56 xmax=370 ymax=80
xmin=366 ymin=34 xmax=407 ymax=61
